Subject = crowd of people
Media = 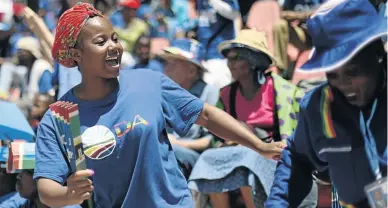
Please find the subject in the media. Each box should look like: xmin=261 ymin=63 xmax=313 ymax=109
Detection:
xmin=0 ymin=0 xmax=387 ymax=208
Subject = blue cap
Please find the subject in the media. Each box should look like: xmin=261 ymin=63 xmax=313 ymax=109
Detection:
xmin=299 ymin=0 xmax=387 ymax=73
xmin=160 ymin=38 xmax=207 ymax=71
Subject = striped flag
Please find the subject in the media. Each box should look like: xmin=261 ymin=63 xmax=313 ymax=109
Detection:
xmin=49 ymin=101 xmax=86 ymax=172
xmin=6 ymin=141 xmax=35 ymax=173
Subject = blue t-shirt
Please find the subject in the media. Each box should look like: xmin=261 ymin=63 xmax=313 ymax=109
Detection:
xmin=34 ymin=69 xmax=204 ymax=207
xmin=110 ymin=5 xmax=152 ymax=29
xmin=281 ymin=0 xmax=325 ymax=12
xmin=0 ymin=192 xmax=27 ymax=208
xmin=197 ymin=0 xmax=239 ymax=60
xmin=128 ymin=59 xmax=165 ymax=73
xmin=38 ymin=70 xmax=54 ymax=94
xmin=52 ymin=63 xmax=82 ymax=99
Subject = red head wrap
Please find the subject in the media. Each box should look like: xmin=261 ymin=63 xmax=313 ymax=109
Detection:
xmin=52 ymin=3 xmax=103 ymax=68
xmin=119 ymin=0 xmax=141 ymax=9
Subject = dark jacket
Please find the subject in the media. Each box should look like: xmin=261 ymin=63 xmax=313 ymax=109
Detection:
xmin=266 ymin=83 xmax=387 ymax=207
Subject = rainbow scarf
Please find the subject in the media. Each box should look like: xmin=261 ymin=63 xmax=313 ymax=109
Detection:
xmin=6 ymin=142 xmax=35 ymax=173
xmin=321 ymin=86 xmax=336 ymax=139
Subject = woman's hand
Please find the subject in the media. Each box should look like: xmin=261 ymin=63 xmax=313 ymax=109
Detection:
xmin=258 ymin=142 xmax=287 ymax=161
xmin=65 ymin=170 xmax=94 ymax=205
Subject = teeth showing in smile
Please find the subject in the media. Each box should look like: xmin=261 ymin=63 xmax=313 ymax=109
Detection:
xmin=346 ymin=93 xmax=356 ymax=97
xmin=106 ymin=57 xmax=119 ymax=66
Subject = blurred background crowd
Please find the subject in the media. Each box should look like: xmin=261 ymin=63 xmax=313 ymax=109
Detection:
xmin=0 ymin=0 xmax=386 ymax=207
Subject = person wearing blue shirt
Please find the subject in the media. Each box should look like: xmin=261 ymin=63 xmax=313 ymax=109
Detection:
xmin=0 ymin=192 xmax=27 ymax=208
xmin=0 ymin=37 xmax=54 ymax=101
xmin=0 ymin=169 xmax=25 ymax=208
xmin=34 ymin=3 xmax=285 ymax=207
xmin=124 ymin=35 xmax=165 ymax=72
xmin=52 ymin=63 xmax=82 ymax=100
xmin=266 ymin=0 xmax=387 ymax=207
xmin=197 ymin=0 xmax=240 ymax=88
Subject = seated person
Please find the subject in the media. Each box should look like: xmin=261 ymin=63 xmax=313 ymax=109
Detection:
xmin=149 ymin=0 xmax=178 ymax=41
xmin=124 ymin=35 xmax=164 ymax=72
xmin=160 ymin=39 xmax=219 ymax=179
xmin=14 ymin=169 xmax=81 ymax=208
xmin=0 ymin=149 xmax=25 ymax=208
xmin=110 ymin=0 xmax=149 ymax=52
xmin=188 ymin=29 xmax=316 ymax=208
xmin=196 ymin=0 xmax=240 ymax=89
xmin=0 ymin=37 xmax=54 ymax=113
xmin=2 ymin=142 xmax=81 ymax=208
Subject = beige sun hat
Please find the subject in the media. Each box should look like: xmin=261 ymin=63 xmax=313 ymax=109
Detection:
xmin=218 ymin=29 xmax=276 ymax=66
xmin=16 ymin=37 xmax=42 ymax=59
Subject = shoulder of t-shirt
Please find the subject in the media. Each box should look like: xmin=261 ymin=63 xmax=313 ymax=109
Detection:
xmin=119 ymin=68 xmax=163 ymax=86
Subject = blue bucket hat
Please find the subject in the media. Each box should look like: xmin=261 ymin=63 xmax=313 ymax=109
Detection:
xmin=160 ymin=39 xmax=207 ymax=71
xmin=299 ymin=0 xmax=387 ymax=73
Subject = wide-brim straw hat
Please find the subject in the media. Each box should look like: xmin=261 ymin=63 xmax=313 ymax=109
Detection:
xmin=218 ymin=29 xmax=276 ymax=66
xmin=16 ymin=36 xmax=42 ymax=59
xmin=159 ymin=38 xmax=208 ymax=72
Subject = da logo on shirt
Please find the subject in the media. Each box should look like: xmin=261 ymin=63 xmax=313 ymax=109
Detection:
xmin=114 ymin=115 xmax=149 ymax=138
xmin=82 ymin=125 xmax=116 ymax=160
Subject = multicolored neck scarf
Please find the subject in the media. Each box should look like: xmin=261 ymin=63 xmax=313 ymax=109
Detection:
xmin=321 ymin=85 xmax=336 ymax=139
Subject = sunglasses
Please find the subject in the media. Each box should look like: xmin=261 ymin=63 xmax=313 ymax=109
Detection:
xmin=227 ymin=54 xmax=245 ymax=61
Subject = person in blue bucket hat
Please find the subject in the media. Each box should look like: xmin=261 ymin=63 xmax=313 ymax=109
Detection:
xmin=266 ymin=0 xmax=387 ymax=207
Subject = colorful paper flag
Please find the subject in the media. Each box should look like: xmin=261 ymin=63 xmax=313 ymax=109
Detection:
xmin=49 ymin=101 xmax=86 ymax=172
xmin=7 ymin=141 xmax=35 ymax=173
xmin=49 ymin=101 xmax=92 ymax=208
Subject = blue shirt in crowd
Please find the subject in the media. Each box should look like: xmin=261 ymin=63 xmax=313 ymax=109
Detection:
xmin=266 ymin=83 xmax=387 ymax=207
xmin=34 ymin=69 xmax=204 ymax=207
xmin=38 ymin=70 xmax=54 ymax=93
xmin=0 ymin=192 xmax=26 ymax=208
xmin=129 ymin=59 xmax=165 ymax=72
xmin=281 ymin=0 xmax=325 ymax=11
xmin=196 ymin=0 xmax=239 ymax=60
xmin=52 ymin=63 xmax=82 ymax=99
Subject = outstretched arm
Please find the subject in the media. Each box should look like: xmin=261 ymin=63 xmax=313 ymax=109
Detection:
xmin=196 ymin=103 xmax=286 ymax=159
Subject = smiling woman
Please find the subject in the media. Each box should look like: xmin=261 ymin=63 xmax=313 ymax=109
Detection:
xmin=265 ymin=0 xmax=387 ymax=207
xmin=33 ymin=3 xmax=286 ymax=208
